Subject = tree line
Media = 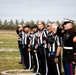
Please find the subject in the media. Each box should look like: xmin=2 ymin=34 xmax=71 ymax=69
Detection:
xmin=0 ymin=19 xmax=76 ymax=30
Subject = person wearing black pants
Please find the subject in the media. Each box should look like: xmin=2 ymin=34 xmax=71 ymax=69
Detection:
xmin=30 ymin=25 xmax=39 ymax=73
xmin=46 ymin=22 xmax=61 ymax=75
xmin=22 ymin=25 xmax=31 ymax=69
xmin=37 ymin=21 xmax=47 ymax=75
xmin=16 ymin=25 xmax=24 ymax=64
xmin=23 ymin=45 xmax=29 ymax=69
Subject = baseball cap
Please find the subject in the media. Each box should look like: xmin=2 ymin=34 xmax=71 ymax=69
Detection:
xmin=32 ymin=24 xmax=38 ymax=28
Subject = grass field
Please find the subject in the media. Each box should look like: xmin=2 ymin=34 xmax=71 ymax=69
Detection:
xmin=0 ymin=30 xmax=23 ymax=75
xmin=0 ymin=30 xmax=75 ymax=75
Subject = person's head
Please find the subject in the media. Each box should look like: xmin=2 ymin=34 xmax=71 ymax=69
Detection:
xmin=46 ymin=22 xmax=52 ymax=32
xmin=32 ymin=24 xmax=38 ymax=32
xmin=18 ymin=25 xmax=23 ymax=31
xmin=62 ymin=21 xmax=73 ymax=30
xmin=23 ymin=25 xmax=30 ymax=32
xmin=37 ymin=21 xmax=45 ymax=30
xmin=51 ymin=22 xmax=59 ymax=34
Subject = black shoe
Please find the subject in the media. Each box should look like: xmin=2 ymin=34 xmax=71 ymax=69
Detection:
xmin=36 ymin=72 xmax=41 ymax=75
xmin=36 ymin=73 xmax=41 ymax=75
xmin=36 ymin=74 xmax=40 ymax=75
xmin=19 ymin=62 xmax=22 ymax=64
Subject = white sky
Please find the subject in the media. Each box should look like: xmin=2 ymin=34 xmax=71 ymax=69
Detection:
xmin=0 ymin=0 xmax=76 ymax=22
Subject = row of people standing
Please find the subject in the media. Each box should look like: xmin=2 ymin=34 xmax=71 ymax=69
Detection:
xmin=16 ymin=20 xmax=76 ymax=75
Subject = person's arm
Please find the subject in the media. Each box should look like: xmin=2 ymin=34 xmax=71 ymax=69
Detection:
xmin=54 ymin=36 xmax=61 ymax=63
xmin=55 ymin=46 xmax=61 ymax=57
xmin=54 ymin=46 xmax=61 ymax=63
xmin=16 ymin=29 xmax=19 ymax=35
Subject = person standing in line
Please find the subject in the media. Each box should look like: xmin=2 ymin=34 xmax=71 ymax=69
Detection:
xmin=45 ymin=22 xmax=53 ymax=75
xmin=21 ymin=25 xmax=31 ymax=69
xmin=37 ymin=21 xmax=48 ymax=75
xmin=30 ymin=25 xmax=39 ymax=73
xmin=46 ymin=22 xmax=62 ymax=75
xmin=16 ymin=25 xmax=24 ymax=64
xmin=61 ymin=21 xmax=76 ymax=75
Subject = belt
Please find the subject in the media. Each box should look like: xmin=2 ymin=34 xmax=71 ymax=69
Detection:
xmin=50 ymin=52 xmax=55 ymax=55
xmin=38 ymin=44 xmax=42 ymax=46
xmin=63 ymin=46 xmax=73 ymax=50
xmin=32 ymin=45 xmax=34 ymax=48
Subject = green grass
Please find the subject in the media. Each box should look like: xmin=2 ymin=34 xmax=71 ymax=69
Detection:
xmin=0 ymin=51 xmax=23 ymax=70
xmin=0 ymin=30 xmax=23 ymax=75
xmin=0 ymin=30 xmax=73 ymax=75
xmin=0 ymin=33 xmax=18 ymax=49
xmin=0 ymin=51 xmax=24 ymax=75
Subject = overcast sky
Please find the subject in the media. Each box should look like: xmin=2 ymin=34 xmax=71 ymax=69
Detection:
xmin=0 ymin=0 xmax=76 ymax=22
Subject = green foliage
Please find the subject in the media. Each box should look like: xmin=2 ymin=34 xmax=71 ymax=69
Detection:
xmin=0 ymin=19 xmax=76 ymax=30
xmin=20 ymin=19 xmax=24 ymax=25
xmin=15 ymin=19 xmax=19 ymax=26
xmin=3 ymin=19 xmax=8 ymax=26
xmin=9 ymin=19 xmax=14 ymax=26
xmin=29 ymin=20 xmax=34 ymax=27
xmin=25 ymin=21 xmax=30 ymax=25
xmin=0 ymin=19 xmax=2 ymax=26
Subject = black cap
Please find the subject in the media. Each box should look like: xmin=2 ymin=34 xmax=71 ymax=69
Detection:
xmin=23 ymin=25 xmax=30 ymax=29
xmin=32 ymin=24 xmax=38 ymax=28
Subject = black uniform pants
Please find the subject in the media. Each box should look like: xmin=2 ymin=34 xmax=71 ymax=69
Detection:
xmin=63 ymin=49 xmax=75 ymax=75
xmin=47 ymin=55 xmax=61 ymax=75
xmin=33 ymin=52 xmax=39 ymax=71
xmin=23 ymin=45 xmax=29 ymax=69
xmin=18 ymin=41 xmax=24 ymax=63
xmin=37 ymin=45 xmax=46 ymax=75
xmin=31 ymin=45 xmax=38 ymax=71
